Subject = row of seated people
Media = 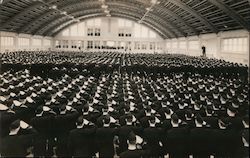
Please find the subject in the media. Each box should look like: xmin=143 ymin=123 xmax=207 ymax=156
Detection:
xmin=1 ymin=51 xmax=248 ymax=78
xmin=0 ymin=68 xmax=249 ymax=158
xmin=1 ymin=110 xmax=248 ymax=158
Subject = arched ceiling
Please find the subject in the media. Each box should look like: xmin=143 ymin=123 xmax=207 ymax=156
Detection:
xmin=0 ymin=0 xmax=249 ymax=39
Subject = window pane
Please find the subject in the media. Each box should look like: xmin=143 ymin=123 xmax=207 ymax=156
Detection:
xmin=70 ymin=24 xmax=78 ymax=36
xmin=134 ymin=23 xmax=141 ymax=38
xmin=118 ymin=19 xmax=125 ymax=27
xmin=94 ymin=19 xmax=101 ymax=27
xmin=77 ymin=22 xmax=85 ymax=36
xmin=62 ymin=29 xmax=69 ymax=36
xmin=125 ymin=20 xmax=132 ymax=27
xmin=87 ymin=19 xmax=94 ymax=26
xmin=141 ymin=26 xmax=148 ymax=38
xmin=33 ymin=39 xmax=41 ymax=46
xmin=149 ymin=31 xmax=156 ymax=38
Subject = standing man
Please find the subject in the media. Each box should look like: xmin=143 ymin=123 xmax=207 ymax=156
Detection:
xmin=202 ymin=45 xmax=206 ymax=57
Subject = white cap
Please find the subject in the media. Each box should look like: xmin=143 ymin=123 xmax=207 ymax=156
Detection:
xmin=3 ymin=78 xmax=9 ymax=83
xmin=73 ymin=98 xmax=78 ymax=103
xmin=83 ymin=119 xmax=89 ymax=125
xmin=51 ymin=98 xmax=56 ymax=103
xmin=0 ymin=96 xmax=7 ymax=102
xmin=136 ymin=135 xmax=143 ymax=144
xmin=110 ymin=116 xmax=116 ymax=123
xmin=128 ymin=95 xmax=134 ymax=99
xmin=76 ymin=93 xmax=81 ymax=99
xmin=20 ymin=120 xmax=29 ymax=129
xmin=95 ymin=93 xmax=100 ymax=98
xmin=0 ymin=88 xmax=7 ymax=92
xmin=31 ymin=93 xmax=37 ymax=98
xmin=79 ymin=75 xmax=84 ymax=79
xmin=41 ymin=88 xmax=46 ymax=93
xmin=43 ymin=106 xmax=51 ymax=112
xmin=13 ymin=100 xmax=22 ymax=107
xmin=82 ymin=85 xmax=87 ymax=89
xmin=130 ymin=102 xmax=135 ymax=107
xmin=93 ymin=98 xmax=99 ymax=104
xmin=20 ymin=91 xmax=25 ymax=95
xmin=68 ymin=84 xmax=72 ymax=89
xmin=10 ymin=92 xmax=16 ymax=97
xmin=24 ymin=69 xmax=29 ymax=73
xmin=112 ymin=100 xmax=117 ymax=105
xmin=47 ymin=78 xmax=53 ymax=83
xmin=9 ymin=85 xmax=15 ymax=89
xmin=0 ymin=103 xmax=8 ymax=110
xmin=66 ymin=106 xmax=72 ymax=111
xmin=26 ymin=97 xmax=34 ymax=103
xmin=52 ymin=83 xmax=57 ymax=86
xmin=57 ymin=92 xmax=62 ymax=97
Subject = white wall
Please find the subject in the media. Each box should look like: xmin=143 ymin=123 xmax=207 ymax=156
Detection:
xmin=1 ymin=26 xmax=249 ymax=66
xmin=166 ymin=30 xmax=250 ymax=65
xmin=54 ymin=17 xmax=165 ymax=53
xmin=0 ymin=31 xmax=53 ymax=53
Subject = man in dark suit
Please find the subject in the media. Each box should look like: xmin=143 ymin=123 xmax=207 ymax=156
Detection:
xmin=166 ymin=117 xmax=189 ymax=158
xmin=143 ymin=115 xmax=164 ymax=158
xmin=68 ymin=116 xmax=96 ymax=157
xmin=0 ymin=103 xmax=17 ymax=138
xmin=95 ymin=115 xmax=118 ymax=158
xmin=120 ymin=131 xmax=146 ymax=158
xmin=30 ymin=106 xmax=56 ymax=157
xmin=190 ymin=115 xmax=214 ymax=158
xmin=118 ymin=114 xmax=142 ymax=155
xmin=1 ymin=120 xmax=33 ymax=157
xmin=54 ymin=105 xmax=79 ymax=157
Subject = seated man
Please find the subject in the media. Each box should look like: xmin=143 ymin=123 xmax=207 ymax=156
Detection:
xmin=95 ymin=115 xmax=118 ymax=158
xmin=120 ymin=131 xmax=146 ymax=158
xmin=68 ymin=116 xmax=96 ymax=157
xmin=1 ymin=120 xmax=33 ymax=157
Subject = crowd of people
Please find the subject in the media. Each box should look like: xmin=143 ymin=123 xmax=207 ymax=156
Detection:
xmin=0 ymin=51 xmax=249 ymax=158
xmin=1 ymin=51 xmax=248 ymax=77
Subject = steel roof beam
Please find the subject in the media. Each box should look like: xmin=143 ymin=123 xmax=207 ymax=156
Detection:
xmin=208 ymin=0 xmax=250 ymax=30
xmin=167 ymin=0 xmax=219 ymax=33
xmin=18 ymin=1 xmax=101 ymax=33
xmin=50 ymin=13 xmax=169 ymax=39
xmin=37 ymin=7 xmax=176 ymax=38
xmin=44 ymin=9 xmax=172 ymax=38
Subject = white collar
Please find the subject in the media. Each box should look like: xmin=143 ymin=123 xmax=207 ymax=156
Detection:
xmin=103 ymin=123 xmax=110 ymax=127
xmin=128 ymin=145 xmax=137 ymax=150
xmin=195 ymin=120 xmax=203 ymax=127
xmin=126 ymin=122 xmax=133 ymax=125
xmin=242 ymin=120 xmax=249 ymax=128
xmin=165 ymin=113 xmax=172 ymax=119
xmin=219 ymin=122 xmax=226 ymax=129
xmin=227 ymin=109 xmax=235 ymax=117
xmin=9 ymin=127 xmax=20 ymax=136
xmin=171 ymin=120 xmax=179 ymax=127
xmin=242 ymin=137 xmax=249 ymax=147
xmin=149 ymin=123 xmax=156 ymax=127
